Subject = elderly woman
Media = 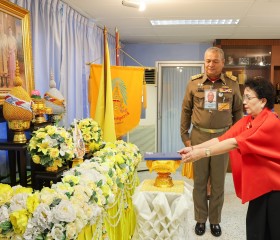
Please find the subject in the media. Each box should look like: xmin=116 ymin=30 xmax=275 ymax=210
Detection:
xmin=179 ymin=76 xmax=280 ymax=240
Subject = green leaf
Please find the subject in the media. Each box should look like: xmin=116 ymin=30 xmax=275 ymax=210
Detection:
xmin=50 ymin=198 xmax=62 ymax=208
xmin=119 ymin=163 xmax=127 ymax=169
xmin=40 ymin=155 xmax=52 ymax=166
xmin=35 ymin=234 xmax=45 ymax=240
xmin=0 ymin=221 xmax=12 ymax=231
xmin=108 ymin=169 xmax=113 ymax=177
xmin=96 ymin=180 xmax=103 ymax=187
xmin=89 ymin=191 xmax=98 ymax=203
xmin=116 ymin=178 xmax=124 ymax=189
xmin=74 ymin=170 xmax=81 ymax=176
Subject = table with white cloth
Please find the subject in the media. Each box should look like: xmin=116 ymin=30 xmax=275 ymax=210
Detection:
xmin=132 ymin=179 xmax=193 ymax=240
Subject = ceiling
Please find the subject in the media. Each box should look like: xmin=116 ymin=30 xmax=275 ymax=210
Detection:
xmin=63 ymin=0 xmax=280 ymax=44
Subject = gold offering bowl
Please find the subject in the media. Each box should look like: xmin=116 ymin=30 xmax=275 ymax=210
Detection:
xmin=32 ymin=99 xmax=49 ymax=123
xmin=146 ymin=159 xmax=181 ymax=188
xmin=8 ymin=120 xmax=30 ymax=143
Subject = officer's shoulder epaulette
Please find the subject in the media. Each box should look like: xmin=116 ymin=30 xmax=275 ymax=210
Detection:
xmin=225 ymin=72 xmax=237 ymax=81
xmin=191 ymin=73 xmax=204 ymax=81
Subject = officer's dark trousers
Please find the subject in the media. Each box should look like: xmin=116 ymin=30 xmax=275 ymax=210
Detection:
xmin=246 ymin=191 xmax=280 ymax=240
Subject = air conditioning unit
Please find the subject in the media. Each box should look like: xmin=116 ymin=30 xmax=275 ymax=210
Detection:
xmin=144 ymin=68 xmax=156 ymax=85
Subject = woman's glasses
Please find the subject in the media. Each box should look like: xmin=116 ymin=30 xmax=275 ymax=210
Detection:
xmin=243 ymin=95 xmax=258 ymax=102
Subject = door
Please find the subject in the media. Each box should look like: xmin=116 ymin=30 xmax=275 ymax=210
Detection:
xmin=157 ymin=61 xmax=204 ymax=152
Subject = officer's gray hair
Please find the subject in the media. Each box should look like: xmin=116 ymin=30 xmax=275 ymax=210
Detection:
xmin=204 ymin=47 xmax=225 ymax=60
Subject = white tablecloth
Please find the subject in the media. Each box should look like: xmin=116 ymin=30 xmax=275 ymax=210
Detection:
xmin=132 ymin=179 xmax=193 ymax=240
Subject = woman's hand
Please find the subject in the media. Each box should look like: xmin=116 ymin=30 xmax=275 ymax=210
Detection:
xmin=178 ymin=147 xmax=205 ymax=163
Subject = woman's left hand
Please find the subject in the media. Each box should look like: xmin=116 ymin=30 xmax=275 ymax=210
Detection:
xmin=181 ymin=148 xmax=204 ymax=163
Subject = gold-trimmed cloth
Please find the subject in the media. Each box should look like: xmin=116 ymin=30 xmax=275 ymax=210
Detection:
xmin=182 ymin=162 xmax=194 ymax=179
xmin=146 ymin=160 xmax=180 ymax=173
xmin=141 ymin=179 xmax=184 ymax=193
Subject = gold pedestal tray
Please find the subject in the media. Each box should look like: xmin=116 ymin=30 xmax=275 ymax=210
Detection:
xmin=154 ymin=172 xmax=174 ymax=188
xmin=145 ymin=152 xmax=181 ymax=188
xmin=8 ymin=120 xmax=30 ymax=143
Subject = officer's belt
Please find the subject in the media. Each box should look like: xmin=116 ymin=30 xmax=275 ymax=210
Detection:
xmin=193 ymin=124 xmax=229 ymax=133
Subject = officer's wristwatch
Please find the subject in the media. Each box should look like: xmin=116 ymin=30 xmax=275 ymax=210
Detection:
xmin=205 ymin=148 xmax=211 ymax=157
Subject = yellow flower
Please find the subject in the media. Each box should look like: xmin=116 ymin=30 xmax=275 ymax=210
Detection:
xmin=13 ymin=186 xmax=33 ymax=195
xmin=28 ymin=140 xmax=38 ymax=150
xmin=89 ymin=142 xmax=100 ymax=151
xmin=49 ymin=148 xmax=59 ymax=158
xmin=63 ymin=175 xmax=80 ymax=185
xmin=101 ymin=184 xmax=110 ymax=196
xmin=0 ymin=184 xmax=13 ymax=205
xmin=37 ymin=142 xmax=50 ymax=155
xmin=60 ymin=130 xmax=67 ymax=139
xmin=26 ymin=192 xmax=40 ymax=214
xmin=32 ymin=155 xmax=41 ymax=164
xmin=10 ymin=209 xmax=29 ymax=234
xmin=53 ymin=159 xmax=63 ymax=167
xmin=83 ymin=133 xmax=91 ymax=142
xmin=106 ymin=176 xmax=113 ymax=186
xmin=46 ymin=126 xmax=56 ymax=135
xmin=36 ymin=131 xmax=47 ymax=139
xmin=115 ymin=155 xmax=125 ymax=164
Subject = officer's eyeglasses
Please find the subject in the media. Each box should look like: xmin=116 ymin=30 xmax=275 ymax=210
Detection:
xmin=243 ymin=95 xmax=258 ymax=102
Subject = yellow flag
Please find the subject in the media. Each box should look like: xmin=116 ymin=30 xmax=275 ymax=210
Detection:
xmin=89 ymin=65 xmax=144 ymax=137
xmin=111 ymin=66 xmax=144 ymax=137
xmin=94 ymin=29 xmax=116 ymax=142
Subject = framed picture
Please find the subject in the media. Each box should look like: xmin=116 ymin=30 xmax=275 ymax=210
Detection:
xmin=0 ymin=1 xmax=34 ymax=105
xmin=238 ymin=57 xmax=250 ymax=65
xmin=226 ymin=56 xmax=234 ymax=65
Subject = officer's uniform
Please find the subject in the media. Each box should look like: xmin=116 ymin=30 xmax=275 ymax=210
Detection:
xmin=180 ymin=72 xmax=243 ymax=224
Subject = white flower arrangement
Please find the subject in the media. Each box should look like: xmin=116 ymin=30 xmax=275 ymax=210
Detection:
xmin=0 ymin=140 xmax=141 ymax=239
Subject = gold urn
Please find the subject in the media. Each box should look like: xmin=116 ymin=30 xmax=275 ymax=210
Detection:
xmin=3 ymin=61 xmax=32 ymax=143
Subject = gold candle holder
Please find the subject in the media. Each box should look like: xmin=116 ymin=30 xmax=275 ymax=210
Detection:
xmin=32 ymin=98 xmax=48 ymax=123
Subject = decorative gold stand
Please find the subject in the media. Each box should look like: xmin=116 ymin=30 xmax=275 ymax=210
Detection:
xmin=154 ymin=172 xmax=174 ymax=188
xmin=8 ymin=120 xmax=30 ymax=143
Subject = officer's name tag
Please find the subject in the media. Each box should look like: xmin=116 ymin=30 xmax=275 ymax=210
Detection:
xmin=218 ymin=102 xmax=230 ymax=111
xmin=219 ymin=88 xmax=232 ymax=93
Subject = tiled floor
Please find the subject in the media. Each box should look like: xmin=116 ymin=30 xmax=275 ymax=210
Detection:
xmin=137 ymin=169 xmax=248 ymax=240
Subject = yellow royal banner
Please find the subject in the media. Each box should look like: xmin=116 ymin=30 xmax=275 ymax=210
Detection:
xmin=89 ymin=65 xmax=144 ymax=137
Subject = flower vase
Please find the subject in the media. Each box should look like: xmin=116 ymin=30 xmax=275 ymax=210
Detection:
xmin=85 ymin=144 xmax=90 ymax=153
xmin=72 ymin=158 xmax=84 ymax=168
xmin=45 ymin=165 xmax=58 ymax=172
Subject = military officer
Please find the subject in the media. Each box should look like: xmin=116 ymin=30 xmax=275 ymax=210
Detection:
xmin=180 ymin=46 xmax=243 ymax=237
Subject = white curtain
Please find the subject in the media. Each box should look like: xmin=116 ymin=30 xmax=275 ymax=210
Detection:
xmin=0 ymin=0 xmax=120 ymax=177
xmin=160 ymin=66 xmax=202 ymax=152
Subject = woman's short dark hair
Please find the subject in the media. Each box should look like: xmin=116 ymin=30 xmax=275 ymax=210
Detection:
xmin=244 ymin=76 xmax=275 ymax=109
